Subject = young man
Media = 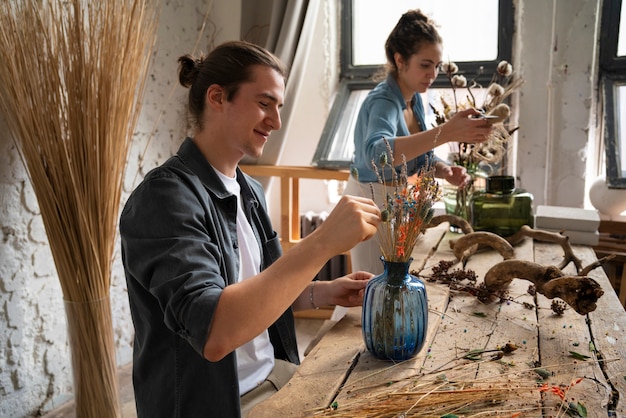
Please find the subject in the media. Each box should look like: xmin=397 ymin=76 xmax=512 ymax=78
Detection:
xmin=120 ymin=40 xmax=381 ymax=417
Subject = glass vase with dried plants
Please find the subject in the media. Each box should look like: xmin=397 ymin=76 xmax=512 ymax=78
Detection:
xmin=354 ymin=140 xmax=440 ymax=360
xmin=431 ymin=60 xmax=524 ymax=225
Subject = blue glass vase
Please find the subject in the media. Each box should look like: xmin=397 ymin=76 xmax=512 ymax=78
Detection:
xmin=361 ymin=257 xmax=428 ymax=361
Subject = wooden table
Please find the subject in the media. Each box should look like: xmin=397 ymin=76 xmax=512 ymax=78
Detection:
xmin=250 ymin=223 xmax=626 ymax=417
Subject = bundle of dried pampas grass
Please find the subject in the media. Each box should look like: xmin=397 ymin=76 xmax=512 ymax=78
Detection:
xmin=0 ymin=1 xmax=158 ymax=416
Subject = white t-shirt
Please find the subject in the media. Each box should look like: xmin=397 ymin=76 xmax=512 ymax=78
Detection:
xmin=216 ymin=170 xmax=275 ymax=396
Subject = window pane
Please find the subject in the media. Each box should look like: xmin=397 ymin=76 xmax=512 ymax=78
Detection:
xmin=619 ymin=0 xmax=626 ymax=57
xmin=352 ymin=0 xmax=499 ymax=66
xmin=323 ymin=88 xmax=451 ymax=165
xmin=326 ymin=89 xmax=369 ymax=162
xmin=618 ymin=85 xmax=626 ymax=176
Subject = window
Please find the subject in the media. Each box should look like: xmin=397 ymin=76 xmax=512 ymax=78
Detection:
xmin=312 ymin=0 xmax=514 ymax=169
xmin=600 ymin=0 xmax=626 ymax=188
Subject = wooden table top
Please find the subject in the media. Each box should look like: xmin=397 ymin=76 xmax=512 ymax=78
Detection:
xmin=250 ymin=223 xmax=626 ymax=417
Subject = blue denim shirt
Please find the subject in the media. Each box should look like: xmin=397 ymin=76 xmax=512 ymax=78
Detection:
xmin=351 ymin=75 xmax=442 ymax=183
xmin=120 ymin=137 xmax=299 ymax=418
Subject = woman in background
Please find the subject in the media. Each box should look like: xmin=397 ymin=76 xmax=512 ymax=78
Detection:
xmin=345 ymin=9 xmax=494 ymax=275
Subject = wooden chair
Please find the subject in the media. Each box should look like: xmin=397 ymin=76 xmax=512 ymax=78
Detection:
xmin=240 ymin=165 xmax=352 ymax=318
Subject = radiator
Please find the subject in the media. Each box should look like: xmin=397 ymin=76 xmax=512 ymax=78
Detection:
xmin=300 ymin=211 xmax=349 ymax=281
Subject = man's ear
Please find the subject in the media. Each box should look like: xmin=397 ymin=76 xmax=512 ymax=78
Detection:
xmin=206 ymin=84 xmax=225 ymax=108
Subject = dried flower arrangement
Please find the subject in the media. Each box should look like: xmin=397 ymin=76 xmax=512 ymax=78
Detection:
xmin=0 ymin=1 xmax=157 ymax=415
xmin=432 ymin=60 xmax=524 ymax=173
xmin=352 ymin=139 xmax=441 ymax=263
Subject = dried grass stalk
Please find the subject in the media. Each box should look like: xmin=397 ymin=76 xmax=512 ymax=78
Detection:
xmin=306 ymin=357 xmax=594 ymax=417
xmin=0 ymin=1 xmax=158 ymax=416
xmin=64 ymin=299 xmax=119 ymax=416
xmin=309 ymin=379 xmax=540 ymax=417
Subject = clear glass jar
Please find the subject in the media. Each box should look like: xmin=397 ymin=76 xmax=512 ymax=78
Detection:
xmin=442 ymin=164 xmax=488 ymax=232
xmin=470 ymin=175 xmax=534 ymax=237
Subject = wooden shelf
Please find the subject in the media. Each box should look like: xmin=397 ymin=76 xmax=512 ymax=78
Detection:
xmin=594 ymin=219 xmax=626 ymax=308
xmin=241 ymin=165 xmax=352 ymax=319
xmin=240 ymin=165 xmax=349 ymax=252
xmin=598 ymin=219 xmax=626 ymax=236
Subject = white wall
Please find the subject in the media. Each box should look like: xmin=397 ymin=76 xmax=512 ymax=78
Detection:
xmin=514 ymin=0 xmax=601 ymax=209
xmin=0 ymin=0 xmax=608 ymax=416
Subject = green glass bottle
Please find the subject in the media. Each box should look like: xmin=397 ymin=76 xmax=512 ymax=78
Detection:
xmin=470 ymin=175 xmax=534 ymax=237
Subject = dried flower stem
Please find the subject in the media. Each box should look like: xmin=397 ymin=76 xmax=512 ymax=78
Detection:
xmin=367 ymin=138 xmax=440 ymax=262
xmin=307 ymin=355 xmax=601 ymax=417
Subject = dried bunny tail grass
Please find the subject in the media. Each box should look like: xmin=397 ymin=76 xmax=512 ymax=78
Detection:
xmin=0 ymin=1 xmax=158 ymax=416
xmin=487 ymin=103 xmax=511 ymax=123
xmin=484 ymin=76 xmax=525 ymax=111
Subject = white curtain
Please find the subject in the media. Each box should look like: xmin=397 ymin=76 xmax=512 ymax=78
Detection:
xmin=240 ymin=0 xmax=318 ymax=186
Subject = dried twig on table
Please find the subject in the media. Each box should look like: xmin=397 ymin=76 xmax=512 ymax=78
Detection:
xmin=511 ymin=225 xmax=584 ymax=272
xmin=309 ymin=380 xmax=536 ymax=417
xmin=503 ymin=227 xmax=527 ymax=246
xmin=483 ymin=259 xmax=604 ymax=315
xmin=422 ymin=260 xmax=511 ymax=304
xmin=580 ymin=253 xmax=616 ymax=276
xmin=424 ymin=218 xmax=606 ymax=314
xmin=308 ymin=355 xmax=593 ymax=417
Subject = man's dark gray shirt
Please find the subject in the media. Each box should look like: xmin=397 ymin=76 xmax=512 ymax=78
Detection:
xmin=120 ymin=137 xmax=299 ymax=417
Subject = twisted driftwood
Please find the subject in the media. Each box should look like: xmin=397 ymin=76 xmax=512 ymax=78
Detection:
xmin=449 ymin=231 xmax=515 ymax=261
xmin=483 ymin=260 xmax=604 ymax=315
xmin=428 ymin=214 xmax=473 ymax=234
xmin=427 ymin=215 xmax=608 ymax=315
xmin=505 ymin=225 xmax=583 ymax=272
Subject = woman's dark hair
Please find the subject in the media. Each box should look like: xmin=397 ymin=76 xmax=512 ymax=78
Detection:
xmin=384 ymin=9 xmax=442 ymax=78
xmin=177 ymin=40 xmax=287 ymax=130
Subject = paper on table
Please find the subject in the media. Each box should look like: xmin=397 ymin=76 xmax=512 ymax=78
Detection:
xmin=331 ymin=305 xmax=348 ymax=322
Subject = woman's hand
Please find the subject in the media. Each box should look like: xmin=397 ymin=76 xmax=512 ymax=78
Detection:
xmin=435 ymin=162 xmax=471 ymax=186
xmin=444 ymin=108 xmax=494 ymax=145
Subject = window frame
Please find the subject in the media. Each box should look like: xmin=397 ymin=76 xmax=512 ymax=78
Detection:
xmin=312 ymin=0 xmax=515 ymax=169
xmin=599 ymin=0 xmax=626 ymax=188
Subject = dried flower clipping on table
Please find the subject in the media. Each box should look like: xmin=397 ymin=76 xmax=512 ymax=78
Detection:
xmin=352 ymin=138 xmax=441 ymax=263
